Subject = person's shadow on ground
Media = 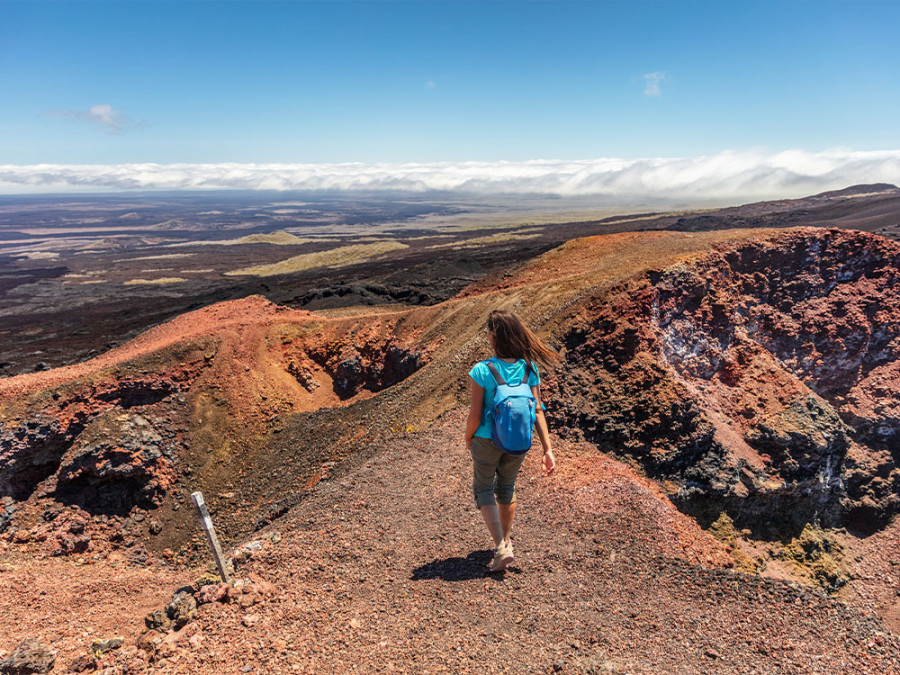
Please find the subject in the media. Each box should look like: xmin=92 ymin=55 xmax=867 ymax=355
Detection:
xmin=411 ymin=549 xmax=519 ymax=581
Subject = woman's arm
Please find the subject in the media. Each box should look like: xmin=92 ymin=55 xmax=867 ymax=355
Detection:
xmin=532 ymin=385 xmax=556 ymax=476
xmin=465 ymin=378 xmax=484 ymax=450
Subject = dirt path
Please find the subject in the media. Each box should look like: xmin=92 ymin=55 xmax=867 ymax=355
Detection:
xmin=123 ymin=410 xmax=899 ymax=674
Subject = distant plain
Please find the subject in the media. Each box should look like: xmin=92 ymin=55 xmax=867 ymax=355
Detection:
xmin=2 ymin=187 xmax=899 ymax=377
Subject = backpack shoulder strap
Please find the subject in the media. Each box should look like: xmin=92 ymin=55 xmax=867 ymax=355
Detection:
xmin=485 ymin=361 xmax=507 ymax=386
xmin=519 ymin=360 xmax=533 ymax=386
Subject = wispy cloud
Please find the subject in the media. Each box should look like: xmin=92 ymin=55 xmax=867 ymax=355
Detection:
xmin=425 ymin=80 xmax=437 ymax=90
xmin=643 ymin=71 xmax=666 ymax=97
xmin=45 ymin=103 xmax=134 ymax=134
xmin=1 ymin=150 xmax=899 ymax=201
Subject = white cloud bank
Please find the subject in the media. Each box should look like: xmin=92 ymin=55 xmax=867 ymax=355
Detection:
xmin=1 ymin=149 xmax=899 ymax=201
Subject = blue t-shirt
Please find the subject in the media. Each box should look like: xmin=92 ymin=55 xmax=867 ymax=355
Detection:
xmin=468 ymin=357 xmax=541 ymax=439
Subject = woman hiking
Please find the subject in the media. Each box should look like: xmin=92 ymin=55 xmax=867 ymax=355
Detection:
xmin=464 ymin=309 xmax=558 ymax=572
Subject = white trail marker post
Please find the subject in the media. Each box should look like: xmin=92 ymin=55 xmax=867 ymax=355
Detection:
xmin=191 ymin=491 xmax=233 ymax=587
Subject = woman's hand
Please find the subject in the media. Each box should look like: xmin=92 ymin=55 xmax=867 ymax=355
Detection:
xmin=542 ymin=448 xmax=556 ymax=476
xmin=532 ymin=386 xmax=555 ymax=476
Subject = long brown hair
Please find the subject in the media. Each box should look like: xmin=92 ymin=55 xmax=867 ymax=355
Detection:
xmin=486 ymin=309 xmax=559 ymax=370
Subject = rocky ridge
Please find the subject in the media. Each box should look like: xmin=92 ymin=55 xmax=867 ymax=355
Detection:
xmin=549 ymin=229 xmax=900 ymax=540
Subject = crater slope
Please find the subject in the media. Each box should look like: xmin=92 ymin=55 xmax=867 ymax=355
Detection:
xmin=550 ymin=228 xmax=900 ymax=537
xmin=3 ymin=227 xmax=900 ymax=553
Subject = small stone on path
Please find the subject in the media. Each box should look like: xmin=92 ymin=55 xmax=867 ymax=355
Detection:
xmin=90 ymin=637 xmax=124 ymax=656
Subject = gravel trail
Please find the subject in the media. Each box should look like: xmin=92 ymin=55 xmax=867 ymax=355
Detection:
xmin=136 ymin=410 xmax=900 ymax=674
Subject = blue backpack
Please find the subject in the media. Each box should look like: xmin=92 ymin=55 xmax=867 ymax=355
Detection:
xmin=485 ymin=360 xmax=537 ymax=455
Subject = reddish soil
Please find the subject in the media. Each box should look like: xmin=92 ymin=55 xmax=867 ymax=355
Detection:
xmin=0 ymin=551 xmax=188 ymax=668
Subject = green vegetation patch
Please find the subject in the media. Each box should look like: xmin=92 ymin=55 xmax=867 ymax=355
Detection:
xmin=707 ymin=512 xmax=759 ymax=574
xmin=225 ymin=241 xmax=409 ymax=277
xmin=706 ymin=512 xmax=851 ymax=593
xmin=123 ymin=253 xmax=196 ymax=261
xmin=775 ymin=523 xmax=850 ymax=593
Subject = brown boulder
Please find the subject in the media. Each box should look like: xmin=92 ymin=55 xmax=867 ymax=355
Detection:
xmin=144 ymin=608 xmax=173 ymax=632
xmin=0 ymin=639 xmax=56 ymax=674
xmin=66 ymin=654 xmax=95 ymax=672
xmin=135 ymin=630 xmax=161 ymax=654
xmin=165 ymin=591 xmax=197 ymax=629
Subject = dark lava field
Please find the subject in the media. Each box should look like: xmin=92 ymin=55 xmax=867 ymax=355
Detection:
xmin=2 ymin=185 xmax=899 ymax=376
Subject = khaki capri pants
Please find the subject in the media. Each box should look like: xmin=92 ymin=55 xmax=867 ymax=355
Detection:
xmin=470 ymin=436 xmax=527 ymax=507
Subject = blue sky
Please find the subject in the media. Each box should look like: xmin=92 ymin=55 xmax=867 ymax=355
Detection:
xmin=1 ymin=1 xmax=898 ymax=197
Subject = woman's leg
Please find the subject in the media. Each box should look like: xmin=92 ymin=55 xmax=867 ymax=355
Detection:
xmin=495 ymin=452 xmax=526 ymax=548
xmin=471 ymin=437 xmax=504 ymax=546
xmin=479 ymin=504 xmax=504 ymax=547
xmin=498 ymin=502 xmax=516 ymax=543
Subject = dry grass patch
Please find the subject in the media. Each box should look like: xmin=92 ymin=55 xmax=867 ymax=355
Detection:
xmin=428 ymin=232 xmax=542 ymax=249
xmin=167 ymin=230 xmax=314 ymax=247
xmin=124 ymin=277 xmax=188 ymax=286
xmin=63 ymin=271 xmax=105 ymax=280
xmin=231 ymin=231 xmax=313 ymax=245
xmin=226 ymin=240 xmax=408 ymax=277
xmin=17 ymin=252 xmax=60 ymax=260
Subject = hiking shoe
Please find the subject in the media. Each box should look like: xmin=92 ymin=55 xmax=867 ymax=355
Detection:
xmin=489 ymin=541 xmax=514 ymax=572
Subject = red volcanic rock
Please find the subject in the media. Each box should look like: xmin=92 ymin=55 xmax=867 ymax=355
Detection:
xmin=550 ymin=228 xmax=900 ymax=533
xmin=293 ymin=332 xmax=434 ymax=400
xmin=134 ymin=629 xmax=161 ymax=654
xmin=0 ymin=290 xmax=438 ymax=554
xmin=50 ymin=533 xmax=91 ymax=557
xmin=65 ymin=654 xmax=95 ymax=673
xmin=0 ymin=366 xmax=199 ymax=516
xmin=54 ymin=412 xmax=177 ymax=514
xmin=194 ymin=582 xmax=228 ymax=605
